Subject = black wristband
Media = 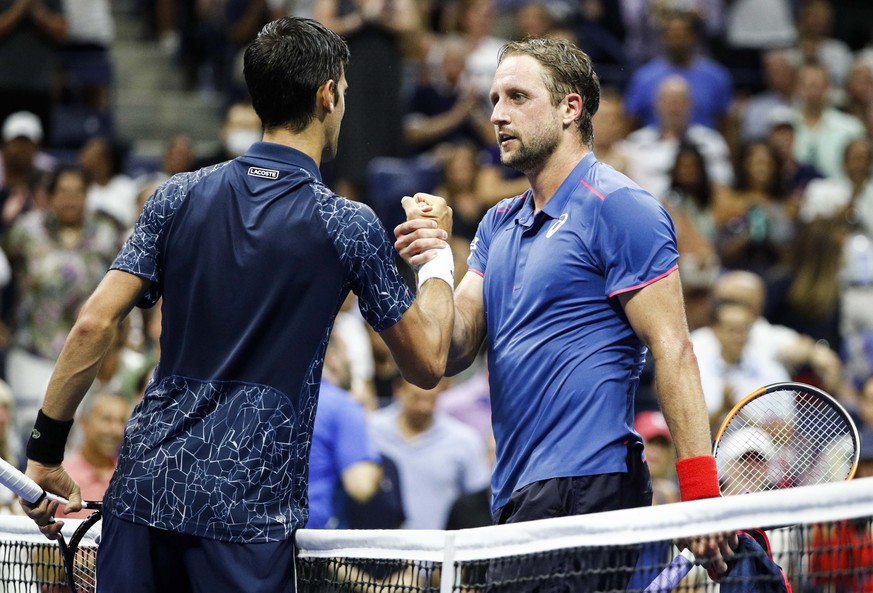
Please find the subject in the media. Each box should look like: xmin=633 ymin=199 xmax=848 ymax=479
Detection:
xmin=26 ymin=410 xmax=73 ymax=465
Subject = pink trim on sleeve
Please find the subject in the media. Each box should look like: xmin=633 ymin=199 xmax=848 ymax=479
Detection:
xmin=468 ymin=268 xmax=485 ymax=278
xmin=579 ymin=179 xmax=606 ymax=201
xmin=607 ymin=264 xmax=678 ymax=298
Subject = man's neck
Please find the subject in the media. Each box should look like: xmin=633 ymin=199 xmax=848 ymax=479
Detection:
xmin=262 ymin=126 xmax=325 ymax=166
xmin=529 ymin=144 xmax=590 ymax=213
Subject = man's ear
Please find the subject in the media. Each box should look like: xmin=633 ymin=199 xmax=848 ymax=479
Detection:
xmin=319 ymin=80 xmax=337 ymax=114
xmin=563 ymin=93 xmax=584 ymax=126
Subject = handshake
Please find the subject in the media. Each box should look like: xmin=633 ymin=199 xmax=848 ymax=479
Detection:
xmin=393 ymin=194 xmax=453 ymax=272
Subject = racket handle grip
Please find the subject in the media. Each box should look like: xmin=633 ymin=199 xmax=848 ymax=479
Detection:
xmin=0 ymin=456 xmax=46 ymax=504
xmin=0 ymin=456 xmax=72 ymax=506
xmin=644 ymin=549 xmax=695 ymax=593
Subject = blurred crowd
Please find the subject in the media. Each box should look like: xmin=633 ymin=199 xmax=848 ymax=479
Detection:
xmin=0 ymin=0 xmax=872 ymax=532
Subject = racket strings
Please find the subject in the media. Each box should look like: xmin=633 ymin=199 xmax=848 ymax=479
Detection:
xmin=716 ymin=389 xmax=856 ymax=496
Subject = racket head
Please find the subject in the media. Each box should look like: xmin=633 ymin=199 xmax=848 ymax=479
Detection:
xmin=713 ymin=382 xmax=860 ymax=496
xmin=57 ymin=507 xmax=102 ymax=593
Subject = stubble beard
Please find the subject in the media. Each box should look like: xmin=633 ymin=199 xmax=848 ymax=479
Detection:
xmin=499 ymin=125 xmax=561 ymax=175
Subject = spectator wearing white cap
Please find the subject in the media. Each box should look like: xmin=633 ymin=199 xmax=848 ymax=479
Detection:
xmin=0 ymin=112 xmax=57 ymax=230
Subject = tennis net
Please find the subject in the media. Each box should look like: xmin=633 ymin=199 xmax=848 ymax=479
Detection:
xmin=295 ymin=477 xmax=873 ymax=593
xmin=0 ymin=479 xmax=869 ymax=591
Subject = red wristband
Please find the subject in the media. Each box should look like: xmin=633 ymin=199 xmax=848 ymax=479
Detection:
xmin=676 ymin=455 xmax=721 ymax=501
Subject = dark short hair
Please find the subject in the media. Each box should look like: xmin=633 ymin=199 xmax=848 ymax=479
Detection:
xmin=47 ymin=165 xmax=89 ymax=195
xmin=498 ymin=37 xmax=600 ymax=147
xmin=243 ymin=17 xmax=350 ymax=133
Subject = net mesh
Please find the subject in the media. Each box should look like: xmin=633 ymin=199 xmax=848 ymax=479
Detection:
xmin=714 ymin=387 xmax=859 ymax=496
xmin=0 ymin=481 xmax=868 ymax=592
xmin=0 ymin=515 xmax=100 ymax=592
xmin=295 ymin=478 xmax=873 ymax=593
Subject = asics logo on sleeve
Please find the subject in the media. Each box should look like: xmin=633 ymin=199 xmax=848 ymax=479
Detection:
xmin=546 ymin=213 xmax=569 ymax=238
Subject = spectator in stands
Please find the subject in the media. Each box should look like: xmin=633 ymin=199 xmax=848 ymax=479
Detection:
xmin=369 ymin=378 xmax=489 ymax=530
xmin=58 ymin=0 xmax=114 ymax=113
xmin=793 ymin=62 xmax=866 ymax=180
xmin=740 ymin=50 xmax=798 ymax=143
xmin=622 ymin=9 xmax=733 ymax=132
xmin=196 ymin=101 xmax=262 ymax=168
xmin=765 ymin=105 xmax=823 ymax=202
xmin=715 ymin=140 xmax=794 ymax=276
xmin=623 ymin=75 xmax=733 ymax=201
xmin=661 ymin=143 xmax=720 ymax=293
xmin=712 ymin=270 xmax=851 ymax=403
xmin=591 ymin=87 xmax=629 ymax=173
xmin=0 ymin=0 xmax=67 ymax=143
xmin=717 ymin=0 xmax=796 ymax=92
xmin=841 ymin=59 xmax=873 ymax=137
xmin=435 ymin=142 xmax=488 ymax=242
xmin=403 ymin=35 xmax=493 ymax=157
xmin=789 ymin=0 xmax=853 ymax=88
xmin=634 ymin=410 xmax=678 ymax=505
xmin=764 ymin=218 xmax=848 ymax=355
xmin=307 ymin=333 xmax=382 ymax=529
xmin=4 ymin=166 xmax=118 ymax=443
xmin=79 ymin=135 xmax=139 ymax=231
xmin=445 ymin=431 xmax=494 ymax=530
xmin=436 ymin=355 xmax=490 ymax=445
xmin=62 ymin=392 xmax=131 ymax=519
xmin=691 ymin=300 xmax=791 ymax=428
xmin=800 ymin=137 xmax=873 ymax=235
xmin=161 ymin=134 xmax=196 ymax=178
xmin=454 ymin=0 xmax=508 ymax=105
xmin=315 ymin=0 xmax=419 ymax=202
xmin=0 ymin=380 xmax=21 ymax=513
xmin=0 ymin=112 xmax=55 ymax=232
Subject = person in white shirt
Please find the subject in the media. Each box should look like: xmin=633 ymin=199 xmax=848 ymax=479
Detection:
xmin=691 ymin=300 xmax=791 ymax=428
xmin=623 ymin=75 xmax=733 ymax=201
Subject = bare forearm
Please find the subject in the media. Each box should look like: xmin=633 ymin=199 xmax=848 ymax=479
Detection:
xmin=653 ymin=341 xmax=713 ymax=459
xmin=41 ymin=315 xmax=118 ymax=421
xmin=446 ymin=306 xmax=482 ymax=376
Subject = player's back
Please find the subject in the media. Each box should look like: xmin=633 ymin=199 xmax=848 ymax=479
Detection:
xmin=160 ymin=149 xmax=346 ymax=397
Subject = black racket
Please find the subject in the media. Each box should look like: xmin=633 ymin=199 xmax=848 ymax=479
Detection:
xmin=0 ymin=456 xmax=102 ymax=592
xmin=645 ymin=382 xmax=860 ymax=592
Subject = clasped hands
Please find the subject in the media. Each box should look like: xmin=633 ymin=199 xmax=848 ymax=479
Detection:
xmin=394 ymin=193 xmax=452 ymax=268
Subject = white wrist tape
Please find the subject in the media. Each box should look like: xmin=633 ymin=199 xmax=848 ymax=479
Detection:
xmin=417 ymin=244 xmax=454 ymax=292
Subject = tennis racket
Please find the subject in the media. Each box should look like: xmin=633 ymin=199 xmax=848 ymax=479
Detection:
xmin=0 ymin=456 xmax=102 ymax=592
xmin=644 ymin=381 xmax=860 ymax=592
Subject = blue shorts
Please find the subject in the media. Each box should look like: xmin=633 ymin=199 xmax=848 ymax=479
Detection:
xmin=96 ymin=512 xmax=296 ymax=593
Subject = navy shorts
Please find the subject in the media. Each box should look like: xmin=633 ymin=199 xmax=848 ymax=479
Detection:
xmin=96 ymin=512 xmax=296 ymax=593
xmin=486 ymin=445 xmax=653 ymax=593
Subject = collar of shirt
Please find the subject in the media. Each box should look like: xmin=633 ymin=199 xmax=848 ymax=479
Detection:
xmin=515 ymin=152 xmax=598 ymax=227
xmin=242 ymin=142 xmax=323 ymax=182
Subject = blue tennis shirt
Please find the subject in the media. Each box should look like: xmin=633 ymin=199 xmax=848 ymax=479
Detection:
xmin=106 ymin=142 xmax=413 ymax=543
xmin=467 ymin=152 xmax=679 ymax=512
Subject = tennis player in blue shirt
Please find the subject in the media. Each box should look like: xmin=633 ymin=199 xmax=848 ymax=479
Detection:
xmin=19 ymin=17 xmax=456 ymax=593
xmin=396 ymin=37 xmax=734 ymax=586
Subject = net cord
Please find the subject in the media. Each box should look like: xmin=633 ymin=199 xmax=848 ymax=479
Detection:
xmin=295 ymin=477 xmax=873 ymax=563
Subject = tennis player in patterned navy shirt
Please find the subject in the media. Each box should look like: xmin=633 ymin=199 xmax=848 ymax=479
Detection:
xmin=396 ymin=37 xmax=735 ymax=587
xmin=20 ymin=17 xmax=456 ymax=593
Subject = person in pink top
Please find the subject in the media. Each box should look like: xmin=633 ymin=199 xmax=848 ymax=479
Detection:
xmin=62 ymin=392 xmax=131 ymax=519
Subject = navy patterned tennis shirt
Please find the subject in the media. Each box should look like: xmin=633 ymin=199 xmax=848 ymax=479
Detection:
xmin=106 ymin=142 xmax=413 ymax=543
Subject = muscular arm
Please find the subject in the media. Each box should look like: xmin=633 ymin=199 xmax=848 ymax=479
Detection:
xmin=446 ymin=271 xmax=486 ymax=376
xmin=22 ymin=270 xmax=149 ymax=533
xmin=42 ymin=271 xmax=150 ymax=421
xmin=380 ymin=277 xmax=454 ymax=389
xmin=619 ymin=271 xmax=712 ymax=460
